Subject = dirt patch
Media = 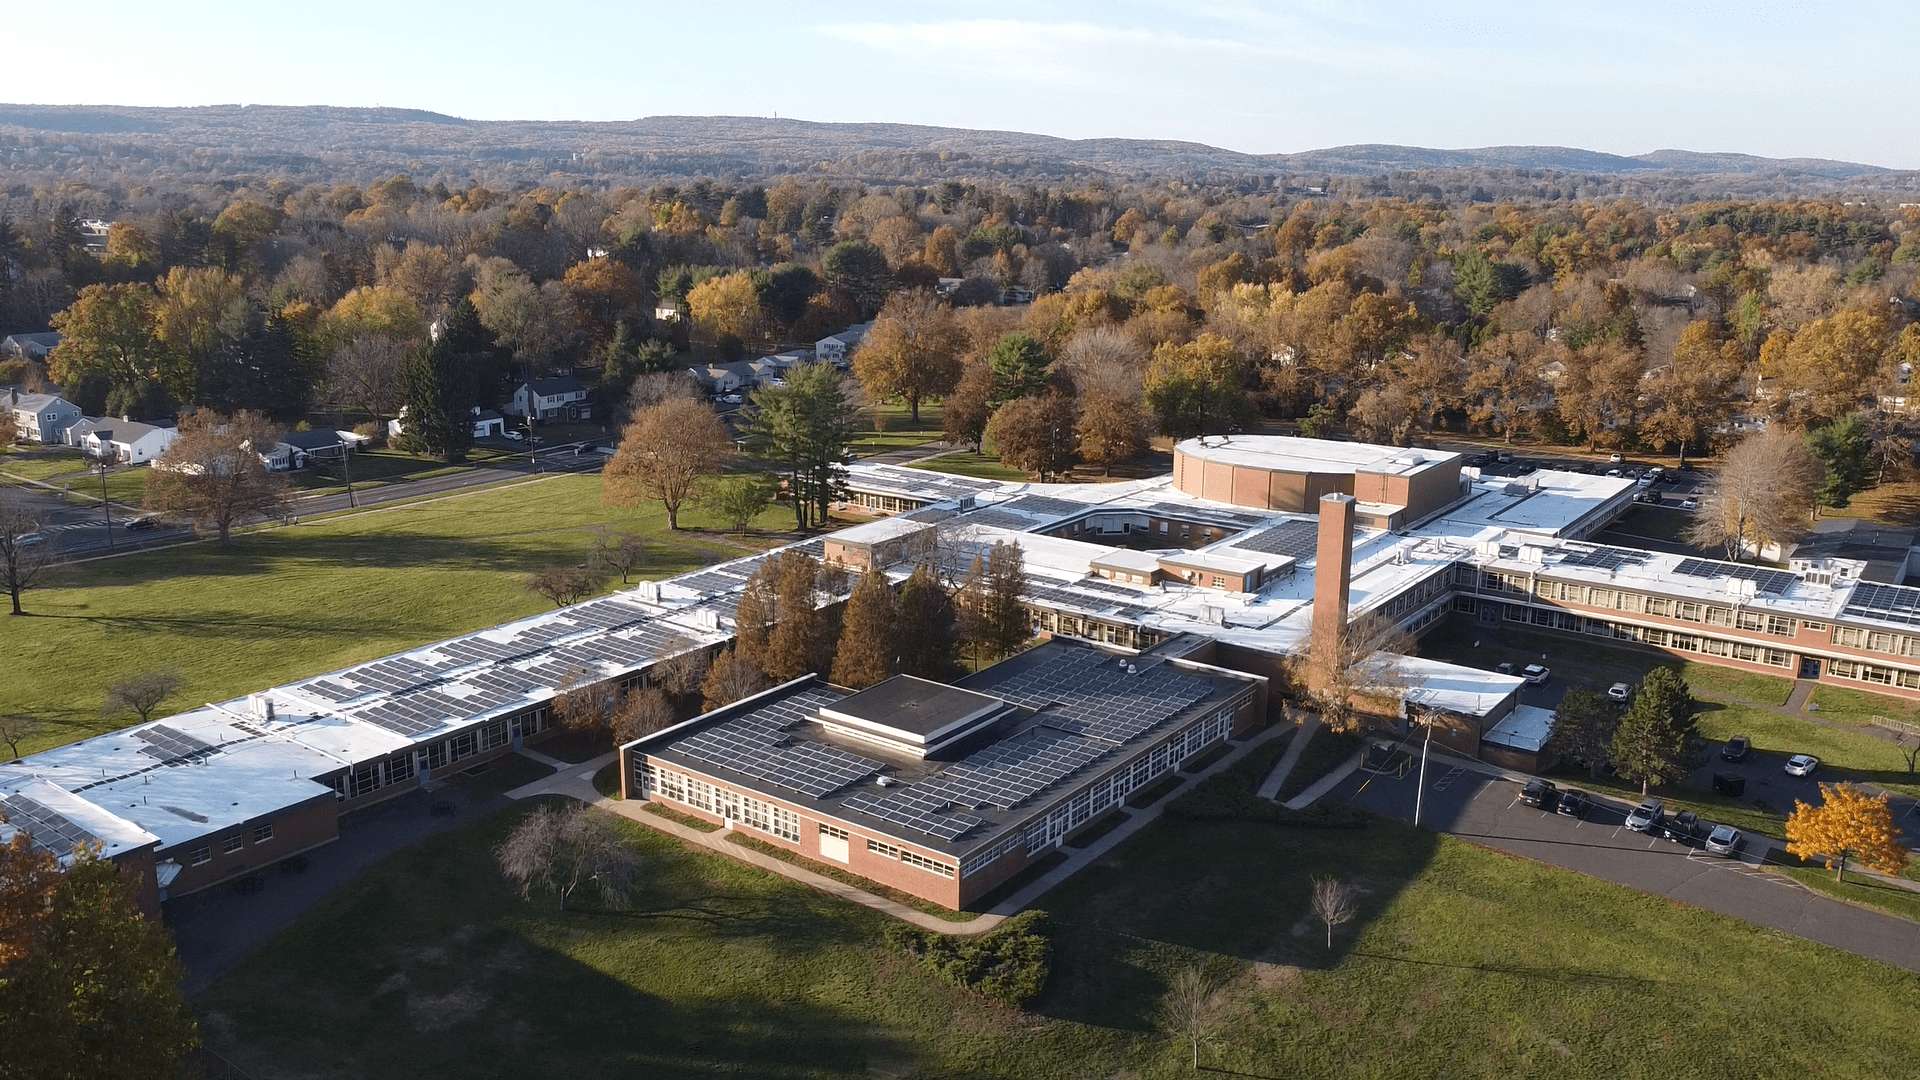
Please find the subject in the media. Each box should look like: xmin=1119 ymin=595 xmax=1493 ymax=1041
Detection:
xmin=408 ymin=986 xmax=489 ymax=1033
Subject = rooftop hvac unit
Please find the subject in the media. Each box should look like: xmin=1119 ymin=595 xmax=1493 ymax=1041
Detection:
xmin=633 ymin=581 xmax=660 ymax=602
xmin=695 ymin=609 xmax=720 ymax=631
xmin=956 ymin=494 xmax=975 ymax=510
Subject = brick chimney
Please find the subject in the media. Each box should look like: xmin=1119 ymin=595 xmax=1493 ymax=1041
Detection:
xmin=1310 ymin=493 xmax=1356 ymax=688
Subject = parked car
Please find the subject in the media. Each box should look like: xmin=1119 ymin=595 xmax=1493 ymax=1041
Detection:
xmin=504 ymin=430 xmax=526 ymax=441
xmin=719 ymin=394 xmax=744 ymax=405
xmin=1662 ymin=809 xmax=1700 ymax=845
xmin=1521 ymin=778 xmax=1559 ymax=809
xmin=1785 ymin=754 xmax=1820 ymax=777
xmin=1681 ymin=498 xmax=1698 ymax=511
xmin=16 ymin=532 xmax=43 ymax=546
xmin=1521 ymin=664 xmax=1551 ymax=685
xmin=1606 ymin=468 xmax=1624 ymax=478
xmin=1626 ymin=799 xmax=1665 ymax=832
xmin=1633 ymin=490 xmax=1657 ymax=503
xmin=1705 ymin=824 xmax=1742 ymax=856
xmin=1721 ymin=735 xmax=1751 ymax=762
xmin=1556 ymin=790 xmax=1592 ymax=819
xmin=1609 ymin=452 xmax=1624 ymax=463
xmin=1636 ymin=474 xmax=1656 ymax=488
xmin=1495 ymin=662 xmax=1516 ymax=676
xmin=123 ymin=516 xmax=157 ymax=532
xmin=1606 ymin=683 xmax=1632 ymax=704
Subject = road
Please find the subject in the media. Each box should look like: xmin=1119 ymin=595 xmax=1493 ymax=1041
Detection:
xmin=291 ymin=442 xmax=606 ymax=517
xmin=1333 ymin=754 xmax=1920 ymax=972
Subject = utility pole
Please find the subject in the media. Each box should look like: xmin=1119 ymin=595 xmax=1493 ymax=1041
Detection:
xmin=1413 ymin=708 xmax=1434 ymax=828
xmin=340 ymin=438 xmax=356 ymax=508
xmin=94 ymin=451 xmax=113 ymax=552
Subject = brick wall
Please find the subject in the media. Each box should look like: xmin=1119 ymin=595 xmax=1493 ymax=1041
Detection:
xmin=157 ymin=795 xmax=339 ymax=899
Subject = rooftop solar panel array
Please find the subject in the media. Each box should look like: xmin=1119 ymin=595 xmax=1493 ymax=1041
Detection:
xmin=0 ymin=794 xmax=97 ymax=857
xmin=958 ymin=509 xmax=1041 ymax=530
xmin=980 ymin=648 xmax=1212 ymax=744
xmin=1229 ymin=520 xmax=1327 ymax=560
xmin=1132 ymin=502 xmax=1270 ymax=529
xmin=672 ymin=688 xmax=888 ymax=798
xmin=849 ymin=465 xmax=997 ymax=502
xmin=134 ymin=724 xmax=216 ymax=765
xmin=1842 ymin=581 xmax=1920 ymax=626
xmin=842 ymin=786 xmax=986 ymax=841
xmin=1002 ymin=494 xmax=1088 ymax=518
xmin=1673 ymin=558 xmax=1798 ymax=596
xmin=1556 ymin=546 xmax=1650 ymax=571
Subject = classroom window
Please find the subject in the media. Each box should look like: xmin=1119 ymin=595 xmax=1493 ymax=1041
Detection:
xmin=222 ymin=834 xmax=244 ymax=854
xmin=189 ymin=847 xmax=211 ymax=866
xmin=252 ymin=823 xmax=274 ymax=844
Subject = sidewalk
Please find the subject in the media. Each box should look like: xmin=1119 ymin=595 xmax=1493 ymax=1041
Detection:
xmin=1255 ymin=713 xmax=1317 ymax=799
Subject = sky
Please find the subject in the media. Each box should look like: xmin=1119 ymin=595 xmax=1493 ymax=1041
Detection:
xmin=14 ymin=1 xmax=1920 ymax=167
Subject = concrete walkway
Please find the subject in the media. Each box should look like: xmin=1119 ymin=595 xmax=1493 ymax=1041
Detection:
xmin=1281 ymin=748 xmax=1365 ymax=810
xmin=509 ymin=725 xmax=1294 ymax=933
xmin=1783 ymin=679 xmax=1817 ymax=713
xmin=1256 ymin=713 xmax=1319 ymax=799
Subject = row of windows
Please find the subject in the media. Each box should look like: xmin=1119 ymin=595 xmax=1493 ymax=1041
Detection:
xmin=187 ymin=822 xmax=274 ymax=867
xmin=1464 ymin=570 xmax=1807 ymax=638
xmin=867 ymin=838 xmax=956 ymax=877
xmin=1467 ymin=597 xmax=1798 ymax=668
xmin=1831 ymin=625 xmax=1920 ymax=658
xmin=1828 ymin=659 xmax=1920 ymax=690
xmin=639 ymin=765 xmax=800 ymax=843
xmin=1020 ymin=707 xmax=1235 ymax=858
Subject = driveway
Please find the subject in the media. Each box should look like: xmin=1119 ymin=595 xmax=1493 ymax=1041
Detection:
xmin=1333 ymin=756 xmax=1920 ymax=972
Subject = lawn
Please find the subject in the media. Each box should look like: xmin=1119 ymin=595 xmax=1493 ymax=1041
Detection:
xmin=848 ymin=402 xmax=945 ymax=457
xmin=1679 ymin=664 xmax=1795 ymax=707
xmin=1605 ymin=505 xmax=1696 ymax=546
xmin=908 ymin=452 xmax=1029 ymax=482
xmin=1810 ymin=684 xmax=1920 ymax=726
xmin=0 ymin=474 xmax=798 ymax=755
xmin=195 ymin=799 xmax=1920 ymax=1079
xmin=289 ymin=446 xmax=520 ymax=494
xmin=0 ymin=447 xmax=90 ymax=482
xmin=1778 ymin=866 xmax=1920 ymax=924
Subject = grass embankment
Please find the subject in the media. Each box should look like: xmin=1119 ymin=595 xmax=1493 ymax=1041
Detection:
xmin=724 ymin=831 xmax=972 ymax=923
xmin=197 ymin=800 xmax=1920 ymax=1078
xmin=908 ymin=452 xmax=1030 ymax=482
xmin=1777 ymin=866 xmax=1920 ymax=923
xmin=1809 ymin=684 xmax=1920 ymax=726
xmin=0 ymin=474 xmax=797 ymax=755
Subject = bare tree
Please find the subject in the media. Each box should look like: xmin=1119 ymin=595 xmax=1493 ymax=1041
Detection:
xmin=603 ymin=397 xmax=735 ymax=530
xmin=589 ymin=528 xmax=646 ymax=584
xmin=625 ymin=371 xmax=704 ymax=416
xmin=611 ymin=686 xmax=677 ymax=744
xmin=652 ymin=635 xmax=712 ymax=704
xmin=0 ymin=491 xmax=52 ymax=616
xmin=1288 ymin=619 xmax=1416 ymax=735
xmin=0 ymin=715 xmax=36 ymax=759
xmin=1155 ymin=962 xmax=1225 ymax=1070
xmin=325 ymin=332 xmax=407 ymax=423
xmin=494 ymin=804 xmax=640 ymax=912
xmin=1311 ymin=876 xmax=1359 ymax=949
xmin=526 ymin=566 xmax=607 ymax=608
xmin=701 ymin=645 xmax=769 ymax=711
xmin=103 ymin=669 xmax=184 ymax=724
xmin=551 ymin=667 xmax=620 ymax=731
xmin=1687 ymin=426 xmax=1823 ymax=561
xmin=143 ymin=410 xmax=294 ymax=546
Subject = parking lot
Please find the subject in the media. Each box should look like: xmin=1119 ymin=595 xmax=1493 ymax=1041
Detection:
xmin=1333 ymin=754 xmax=1920 ymax=971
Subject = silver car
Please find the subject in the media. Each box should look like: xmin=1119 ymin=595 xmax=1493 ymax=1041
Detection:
xmin=1784 ymin=754 xmax=1819 ymax=777
xmin=1626 ymin=799 xmax=1664 ymax=832
xmin=1705 ymin=824 xmax=1741 ymax=856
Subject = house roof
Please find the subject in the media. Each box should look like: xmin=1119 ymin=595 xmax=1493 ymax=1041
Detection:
xmin=524 ymin=375 xmax=588 ymax=396
xmin=88 ymin=420 xmax=170 ymax=445
xmin=2 ymin=332 xmax=62 ymax=349
xmin=280 ymin=428 xmax=348 ymax=451
xmin=6 ymin=392 xmax=75 ymax=414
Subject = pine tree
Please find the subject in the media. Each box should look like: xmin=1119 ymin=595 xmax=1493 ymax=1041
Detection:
xmin=831 ymin=572 xmax=897 ymax=689
xmin=764 ymin=550 xmax=832 ymax=680
xmin=701 ymin=645 xmax=769 ymax=711
xmin=987 ymin=331 xmax=1052 ymax=405
xmin=397 ymin=298 xmax=490 ymax=462
xmin=896 ymin=564 xmax=961 ymax=681
xmin=1610 ymin=667 xmax=1700 ymax=795
xmin=961 ymin=541 xmax=1029 ymax=666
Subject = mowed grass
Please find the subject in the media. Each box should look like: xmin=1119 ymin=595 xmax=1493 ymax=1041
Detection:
xmin=849 ymin=402 xmax=945 ymax=456
xmin=1778 ymin=866 xmax=1920 ymax=924
xmin=1810 ymin=683 xmax=1920 ymax=726
xmin=0 ymin=474 xmax=795 ymax=754
xmin=908 ymin=452 xmax=1030 ymax=482
xmin=1420 ymin=619 xmax=1792 ymax=706
xmin=196 ymin=801 xmax=1920 ymax=1079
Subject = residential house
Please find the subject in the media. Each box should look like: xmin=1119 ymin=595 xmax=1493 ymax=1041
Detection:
xmin=0 ymin=332 xmax=62 ymax=361
xmin=507 ymin=375 xmax=591 ymax=421
xmin=5 ymin=389 xmax=83 ymax=444
xmin=281 ymin=428 xmax=353 ymax=463
xmin=687 ymin=362 xmax=756 ymax=396
xmin=470 ymin=408 xmax=506 ymax=438
xmin=814 ymin=324 xmax=872 ymax=368
xmin=654 ymin=299 xmax=686 ymax=324
xmin=80 ymin=420 xmax=177 ymax=465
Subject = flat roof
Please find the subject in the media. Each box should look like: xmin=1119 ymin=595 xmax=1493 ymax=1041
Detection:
xmin=1088 ymin=549 xmax=1163 ymax=573
xmin=1176 ymin=435 xmax=1460 ymax=478
xmin=1484 ymin=704 xmax=1558 ymax=753
xmin=1439 ymin=470 xmax=1637 ymax=535
xmin=818 ymin=676 xmax=1008 ymax=747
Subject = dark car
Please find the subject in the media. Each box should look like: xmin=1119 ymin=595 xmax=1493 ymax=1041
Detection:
xmin=1555 ymin=790 xmax=1592 ymax=819
xmin=123 ymin=516 xmax=157 ymax=531
xmin=1520 ymin=778 xmax=1559 ymax=809
xmin=1721 ymin=736 xmax=1751 ymax=762
xmin=1662 ymin=810 xmax=1701 ymax=845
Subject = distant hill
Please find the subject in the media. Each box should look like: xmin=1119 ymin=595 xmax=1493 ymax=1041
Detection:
xmin=0 ymin=104 xmax=1905 ymax=193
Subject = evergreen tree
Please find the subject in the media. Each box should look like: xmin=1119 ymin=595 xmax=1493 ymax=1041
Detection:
xmin=733 ymin=556 xmax=782 ymax=672
xmin=896 ymin=564 xmax=962 ymax=681
xmin=745 ymin=365 xmax=859 ymax=530
xmin=1806 ymin=413 xmax=1872 ymax=509
xmin=765 ymin=550 xmax=833 ymax=681
xmin=397 ymin=298 xmax=491 ymax=462
xmin=1547 ymin=688 xmax=1619 ymax=778
xmin=961 ymin=541 xmax=1030 ymax=666
xmin=1610 ymin=667 xmax=1701 ymax=795
xmin=987 ymin=332 xmax=1052 ymax=405
xmin=831 ymin=572 xmax=897 ymax=689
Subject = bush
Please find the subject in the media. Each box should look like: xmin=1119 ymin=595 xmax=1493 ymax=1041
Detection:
xmin=1166 ymin=736 xmax=1369 ymax=829
xmin=352 ymin=420 xmax=387 ymax=445
xmin=883 ymin=910 xmax=1052 ymax=1008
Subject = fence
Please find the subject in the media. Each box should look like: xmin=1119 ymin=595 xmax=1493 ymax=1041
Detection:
xmin=1870 ymin=715 xmax=1920 ymax=738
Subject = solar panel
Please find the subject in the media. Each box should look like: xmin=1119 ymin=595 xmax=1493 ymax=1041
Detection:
xmin=134 ymin=724 xmax=216 ymax=764
xmin=842 ymin=787 xmax=985 ymax=841
xmin=0 ymin=794 xmax=97 ymax=857
xmin=1673 ymin=558 xmax=1798 ymax=596
xmin=1842 ymin=581 xmax=1920 ymax=626
xmin=1230 ymin=520 xmax=1327 ymax=559
xmin=1003 ymin=495 xmax=1086 ymax=518
xmin=1556 ymin=546 xmax=1649 ymax=571
xmin=673 ymin=688 xmax=887 ymax=798
xmin=959 ymin=509 xmax=1039 ymax=530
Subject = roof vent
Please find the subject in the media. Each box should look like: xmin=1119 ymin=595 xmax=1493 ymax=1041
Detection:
xmin=1126 ymin=663 xmax=1138 ymax=675
xmin=875 ymin=775 xmax=894 ymax=787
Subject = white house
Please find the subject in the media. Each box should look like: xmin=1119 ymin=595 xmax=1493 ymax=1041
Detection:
xmin=470 ymin=408 xmax=506 ymax=438
xmin=6 ymin=389 xmax=83 ymax=444
xmin=814 ymin=323 xmax=871 ymax=368
xmin=507 ymin=376 xmax=591 ymax=421
xmin=0 ymin=332 xmax=62 ymax=361
xmin=80 ymin=420 xmax=177 ymax=465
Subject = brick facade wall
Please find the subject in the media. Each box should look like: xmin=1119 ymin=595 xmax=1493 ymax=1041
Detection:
xmin=157 ymin=795 xmax=339 ymax=898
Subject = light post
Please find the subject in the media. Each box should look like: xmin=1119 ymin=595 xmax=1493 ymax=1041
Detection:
xmin=1412 ymin=707 xmax=1435 ymax=828
xmin=92 ymin=450 xmax=113 ymax=552
xmin=339 ymin=438 xmax=356 ymax=508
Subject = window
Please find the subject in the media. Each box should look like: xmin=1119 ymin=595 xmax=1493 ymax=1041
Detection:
xmin=820 ymin=823 xmax=848 ymax=840
xmin=1676 ymin=602 xmax=1702 ymax=623
xmin=866 ymin=838 xmax=955 ymax=878
xmin=252 ymin=823 xmax=274 ymax=844
xmin=189 ymin=846 xmax=212 ymax=866
xmin=222 ymin=834 xmax=244 ymax=854
xmin=1645 ymin=597 xmax=1670 ymax=617
xmin=1769 ymin=616 xmax=1798 ymax=638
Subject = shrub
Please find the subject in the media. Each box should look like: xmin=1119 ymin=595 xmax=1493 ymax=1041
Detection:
xmin=883 ymin=910 xmax=1052 ymax=1008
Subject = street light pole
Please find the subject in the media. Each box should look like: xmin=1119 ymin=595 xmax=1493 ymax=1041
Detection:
xmin=95 ymin=452 xmax=113 ymax=552
xmin=340 ymin=440 xmax=356 ymax=508
xmin=1413 ymin=709 xmax=1434 ymax=828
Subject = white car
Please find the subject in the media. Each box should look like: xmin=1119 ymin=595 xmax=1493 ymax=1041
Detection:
xmin=1784 ymin=754 xmax=1819 ymax=777
xmin=1609 ymin=452 xmax=1624 ymax=463
xmin=1521 ymin=664 xmax=1551 ymax=685
xmin=16 ymin=531 xmax=44 ymax=546
xmin=1626 ymin=799 xmax=1665 ymax=832
xmin=1705 ymin=824 xmax=1741 ymax=856
xmin=504 ymin=430 xmax=526 ymax=441
xmin=1681 ymin=498 xmax=1698 ymax=511
xmin=1606 ymin=682 xmax=1632 ymax=703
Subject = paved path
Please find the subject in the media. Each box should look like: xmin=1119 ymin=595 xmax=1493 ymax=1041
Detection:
xmin=1327 ymin=749 xmax=1920 ymax=973
xmin=510 ymin=725 xmax=1295 ymax=933
xmin=1281 ymin=748 xmax=1364 ymax=810
xmin=1256 ymin=713 xmax=1318 ymax=800
xmin=1783 ymin=678 xmax=1817 ymax=713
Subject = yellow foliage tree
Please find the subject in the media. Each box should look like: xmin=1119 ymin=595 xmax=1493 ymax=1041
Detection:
xmin=1785 ymin=782 xmax=1908 ymax=882
xmin=686 ymin=271 xmax=761 ymax=344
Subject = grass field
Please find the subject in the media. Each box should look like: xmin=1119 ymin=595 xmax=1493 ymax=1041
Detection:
xmin=195 ymin=800 xmax=1920 ymax=1079
xmin=1778 ymin=865 xmax=1920 ymax=923
xmin=1419 ymin=620 xmax=1795 ymax=706
xmin=1810 ymin=683 xmax=1920 ymax=726
xmin=908 ymin=452 xmax=1029 ymax=482
xmin=848 ymin=402 xmax=945 ymax=457
xmin=0 ymin=474 xmax=797 ymax=756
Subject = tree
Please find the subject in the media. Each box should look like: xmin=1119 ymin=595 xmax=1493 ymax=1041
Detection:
xmin=494 ymin=804 xmax=640 ymax=913
xmin=47 ymin=283 xmax=165 ymax=409
xmin=700 ymin=473 xmax=778 ymax=534
xmin=745 ymin=365 xmax=860 ymax=531
xmin=603 ymin=397 xmax=734 ymax=530
xmin=652 ymin=635 xmax=712 ymax=707
xmin=1786 ymin=782 xmax=1909 ymax=882
xmin=0 ymin=715 xmax=35 ymax=760
xmin=1548 ymin=688 xmax=1617 ymax=778
xmin=960 ymin=541 xmax=1028 ymax=666
xmin=588 ymin=528 xmax=647 ymax=584
xmin=1155 ymin=962 xmax=1225 ymax=1071
xmin=986 ymin=391 xmax=1079 ymax=480
xmin=942 ymin=361 xmax=995 ymax=452
xmin=986 ymin=332 xmax=1052 ymax=405
xmin=103 ymin=670 xmax=183 ymax=724
xmin=702 ymin=645 xmax=769 ymax=710
xmin=1641 ymin=323 xmax=1743 ymax=464
xmin=1772 ymin=309 xmax=1893 ymax=425
xmin=551 ymin=667 xmax=621 ymax=731
xmin=759 ymin=264 xmax=820 ymax=333
xmin=525 ymin=566 xmax=606 ymax=608
xmin=1452 ymin=246 xmax=1526 ymax=317
xmin=823 ymin=240 xmax=893 ymax=317
xmin=473 ymin=272 xmax=577 ymax=376
xmin=895 ymin=564 xmax=962 ymax=681
xmin=1686 ymin=427 xmax=1822 ymax=560
xmin=325 ymin=332 xmax=408 ymax=424
xmin=610 ymin=686 xmax=677 ymax=745
xmin=1806 ymin=414 xmax=1873 ymax=509
xmin=832 ymin=572 xmax=897 ymax=689
xmin=563 ymin=257 xmax=645 ymax=346
xmin=395 ymin=298 xmax=490 ymax=462
xmin=1288 ymin=621 xmax=1414 ymax=735
xmin=1143 ymin=333 xmax=1248 ymax=438
xmin=854 ymin=289 xmax=964 ymax=424
xmin=0 ymin=849 xmax=199 ymax=1077
xmin=1610 ymin=667 xmax=1700 ymax=796
xmin=759 ymin=551 xmax=834 ymax=682
xmin=142 ymin=410 xmax=293 ymax=547
xmin=1311 ymin=875 xmax=1358 ymax=949
xmin=686 ymin=270 xmax=763 ymax=346
xmin=1464 ymin=332 xmax=1549 ymax=443
xmin=1074 ymin=385 xmax=1149 ymax=476
xmin=0 ymin=832 xmax=60 ymax=967
xmin=0 ymin=492 xmax=52 ymax=617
